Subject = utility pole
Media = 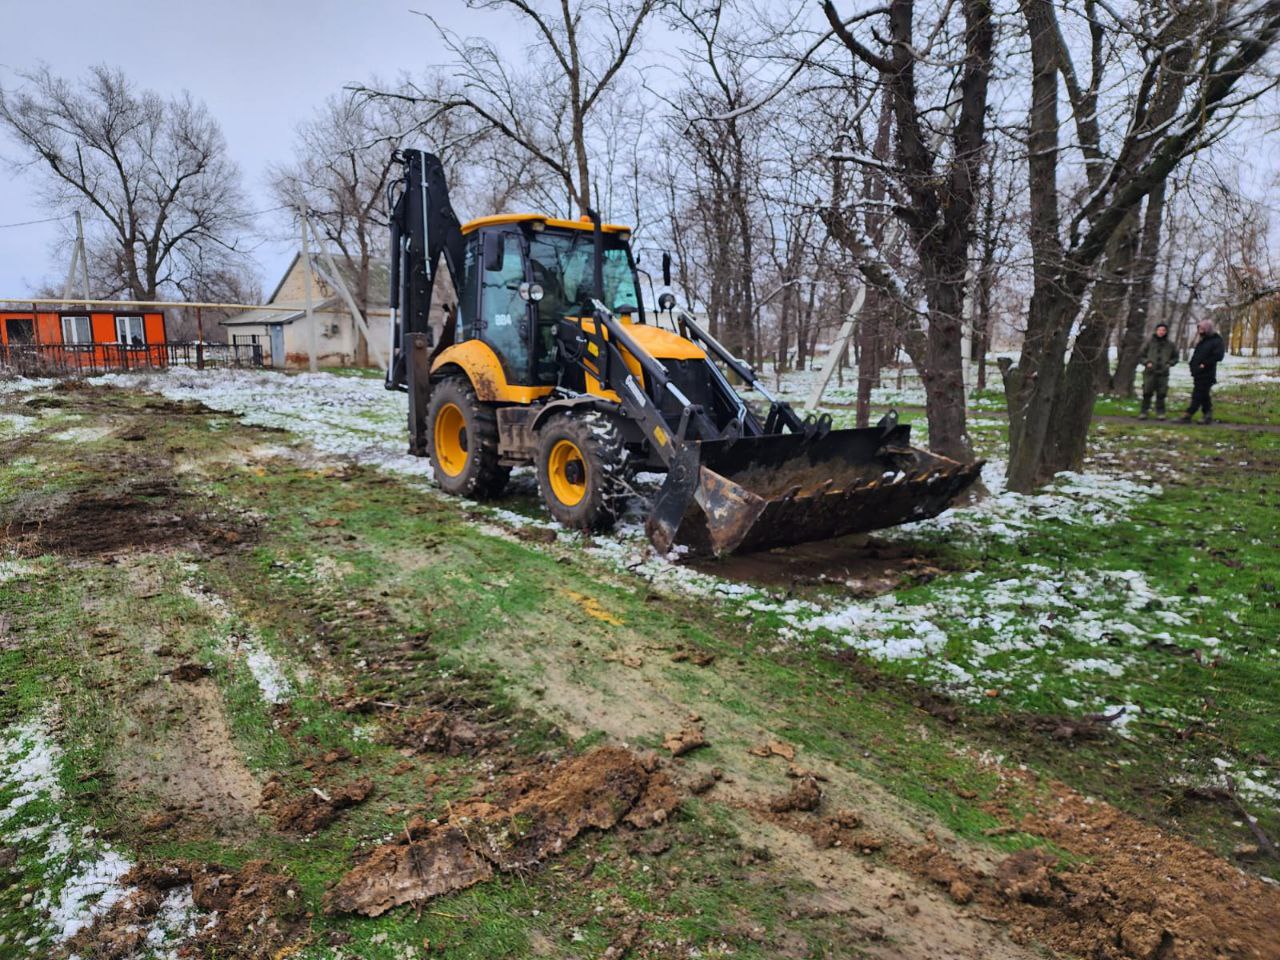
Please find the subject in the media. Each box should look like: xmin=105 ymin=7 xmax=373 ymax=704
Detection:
xmin=61 ymin=210 xmax=90 ymax=307
xmin=304 ymin=212 xmax=387 ymax=371
xmin=805 ymin=284 xmax=866 ymax=412
xmin=300 ymin=206 xmax=317 ymax=372
xmin=196 ymin=306 xmax=204 ymax=370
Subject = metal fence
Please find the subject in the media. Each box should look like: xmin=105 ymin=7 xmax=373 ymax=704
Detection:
xmin=0 ymin=342 xmax=263 ymax=377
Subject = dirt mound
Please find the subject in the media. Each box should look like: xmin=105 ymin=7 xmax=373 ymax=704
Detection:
xmin=67 ymin=860 xmax=305 ymax=960
xmin=325 ymin=745 xmax=679 ymax=917
xmin=769 ymin=776 xmax=823 ymax=813
xmin=186 ymin=860 xmax=306 ymax=958
xmin=885 ymin=780 xmax=1280 ymax=960
xmin=2 ymin=478 xmax=246 ymax=558
xmin=999 ymin=785 xmax=1280 ymax=960
xmin=272 ymin=777 xmax=373 ymax=834
xmin=394 ymin=708 xmax=488 ymax=756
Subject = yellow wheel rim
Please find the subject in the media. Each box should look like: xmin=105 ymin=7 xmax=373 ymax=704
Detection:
xmin=433 ymin=403 xmax=468 ymax=477
xmin=547 ymin=439 xmax=587 ymax=507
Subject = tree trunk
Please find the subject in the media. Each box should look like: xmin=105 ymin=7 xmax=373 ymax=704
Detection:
xmin=1004 ymin=0 xmax=1070 ymax=492
xmin=1041 ymin=213 xmax=1138 ymax=474
xmin=1111 ymin=180 xmax=1167 ymax=395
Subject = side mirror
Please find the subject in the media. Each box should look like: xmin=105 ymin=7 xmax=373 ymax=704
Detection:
xmin=662 ymin=251 xmax=672 ymax=287
xmin=658 ymin=292 xmax=676 ymax=311
xmin=482 ymin=232 xmax=505 ymax=272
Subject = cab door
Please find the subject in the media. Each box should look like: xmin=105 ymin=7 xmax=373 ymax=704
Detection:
xmin=476 ymin=228 xmax=534 ymax=385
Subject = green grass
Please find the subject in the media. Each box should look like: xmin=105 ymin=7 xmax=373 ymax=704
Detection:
xmin=3 ymin=375 xmax=1278 ymax=958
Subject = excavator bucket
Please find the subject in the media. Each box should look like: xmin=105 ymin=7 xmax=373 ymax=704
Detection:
xmin=646 ymin=423 xmax=983 ymax=557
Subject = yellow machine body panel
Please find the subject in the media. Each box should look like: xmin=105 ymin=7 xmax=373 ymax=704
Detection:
xmin=430 ymin=340 xmax=554 ymax=403
xmin=461 ymin=213 xmax=632 ymax=236
xmin=576 ymin=317 xmax=707 ymax=402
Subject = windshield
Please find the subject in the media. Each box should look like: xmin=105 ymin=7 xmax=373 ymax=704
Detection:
xmin=527 ymin=230 xmax=642 ymax=322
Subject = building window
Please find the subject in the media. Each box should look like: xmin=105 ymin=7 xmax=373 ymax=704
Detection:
xmin=61 ymin=315 xmax=91 ymax=344
xmin=115 ymin=315 xmax=145 ymax=347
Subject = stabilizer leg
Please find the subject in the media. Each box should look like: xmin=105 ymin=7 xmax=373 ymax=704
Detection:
xmin=406 ymin=332 xmax=432 ymax=456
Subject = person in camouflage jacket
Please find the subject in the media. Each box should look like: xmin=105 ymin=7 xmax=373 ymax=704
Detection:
xmin=1139 ymin=322 xmax=1178 ymax=419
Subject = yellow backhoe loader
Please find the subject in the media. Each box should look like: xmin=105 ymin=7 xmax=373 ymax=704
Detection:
xmin=384 ymin=149 xmax=981 ymax=555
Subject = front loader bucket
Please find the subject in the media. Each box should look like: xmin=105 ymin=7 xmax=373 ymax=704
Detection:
xmin=646 ymin=424 xmax=983 ymax=557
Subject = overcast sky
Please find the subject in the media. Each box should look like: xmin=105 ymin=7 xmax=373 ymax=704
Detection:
xmin=0 ymin=0 xmax=524 ymax=298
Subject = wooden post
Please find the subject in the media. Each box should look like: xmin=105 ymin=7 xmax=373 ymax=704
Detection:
xmin=196 ymin=307 xmax=204 ymax=370
xmin=300 ymin=206 xmax=317 ymax=372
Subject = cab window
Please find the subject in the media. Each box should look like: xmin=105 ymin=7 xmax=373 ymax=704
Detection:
xmin=478 ymin=229 xmax=530 ymax=382
xmin=456 ymin=234 xmax=480 ymax=341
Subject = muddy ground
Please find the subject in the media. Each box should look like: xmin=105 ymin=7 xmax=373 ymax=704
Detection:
xmin=1 ymin=380 xmax=1278 ymax=960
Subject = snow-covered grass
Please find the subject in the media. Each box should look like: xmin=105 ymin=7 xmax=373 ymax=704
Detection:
xmin=181 ymin=577 xmax=298 ymax=706
xmin=0 ymin=411 xmax=42 ymax=439
xmin=0 ymin=718 xmax=196 ymax=955
xmin=98 ymin=368 xmax=432 ymax=480
xmin=12 ymin=366 xmax=1275 ymax=806
xmin=773 ymin=564 xmax=1217 ymax=709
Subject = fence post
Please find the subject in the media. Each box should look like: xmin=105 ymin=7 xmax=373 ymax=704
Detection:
xmin=196 ymin=307 xmax=204 ymax=370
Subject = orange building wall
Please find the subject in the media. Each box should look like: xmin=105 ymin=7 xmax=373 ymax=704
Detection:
xmin=1 ymin=310 xmax=168 ymax=370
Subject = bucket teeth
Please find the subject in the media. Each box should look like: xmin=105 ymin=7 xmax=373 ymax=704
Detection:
xmin=653 ymin=426 xmax=984 ymax=556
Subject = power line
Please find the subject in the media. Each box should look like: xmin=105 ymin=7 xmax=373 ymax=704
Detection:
xmin=0 ymin=215 xmax=70 ymax=230
xmin=0 ymin=204 xmax=292 ymax=232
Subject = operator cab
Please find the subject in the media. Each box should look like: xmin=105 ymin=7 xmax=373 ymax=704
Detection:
xmin=455 ymin=215 xmax=644 ymax=388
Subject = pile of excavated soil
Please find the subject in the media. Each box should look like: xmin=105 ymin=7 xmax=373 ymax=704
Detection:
xmin=999 ymin=784 xmax=1280 ymax=960
xmin=325 ymin=745 xmax=680 ymax=917
xmin=66 ymin=860 xmax=305 ymax=960
xmin=270 ymin=777 xmax=373 ymax=834
xmin=884 ymin=780 xmax=1280 ymax=960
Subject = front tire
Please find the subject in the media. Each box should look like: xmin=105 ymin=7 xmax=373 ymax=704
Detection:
xmin=535 ymin=411 xmax=629 ymax=531
xmin=426 ymin=376 xmax=509 ymax=499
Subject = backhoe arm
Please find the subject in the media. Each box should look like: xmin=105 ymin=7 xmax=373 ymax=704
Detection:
xmin=386 ymin=148 xmax=465 ymax=393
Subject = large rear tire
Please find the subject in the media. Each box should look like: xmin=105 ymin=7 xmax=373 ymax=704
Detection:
xmin=535 ymin=411 xmax=629 ymax=531
xmin=426 ymin=376 xmax=510 ymax=499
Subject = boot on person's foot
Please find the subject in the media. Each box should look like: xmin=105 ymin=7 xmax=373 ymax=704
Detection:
xmin=1203 ymin=416 xmax=1214 ymax=425
xmin=1138 ymin=411 xmax=1149 ymax=420
xmin=1179 ymin=414 xmax=1193 ymax=423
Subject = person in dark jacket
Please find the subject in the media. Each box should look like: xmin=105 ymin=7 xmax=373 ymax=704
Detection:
xmin=1139 ymin=322 xmax=1178 ymax=419
xmin=1180 ymin=319 xmax=1227 ymax=424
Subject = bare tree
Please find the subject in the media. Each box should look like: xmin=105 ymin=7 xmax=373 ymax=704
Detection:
xmin=0 ymin=65 xmax=253 ymax=302
xmin=375 ymin=0 xmax=659 ymax=218
xmin=670 ymin=1 xmax=774 ymax=365
xmin=271 ymin=80 xmax=497 ymax=365
xmin=819 ymin=0 xmax=996 ymax=462
xmin=1003 ymin=0 xmax=1280 ymax=491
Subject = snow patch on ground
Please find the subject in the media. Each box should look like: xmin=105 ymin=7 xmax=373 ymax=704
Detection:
xmin=0 ymin=375 xmax=55 ymax=397
xmin=183 ymin=577 xmax=297 ymax=704
xmin=0 ymin=411 xmax=42 ymax=438
xmin=0 ymin=717 xmax=196 ymax=951
xmin=0 ymin=558 xmax=34 ymax=584
xmin=760 ymin=565 xmax=1211 ymax=711
xmin=1210 ymin=757 xmax=1280 ymax=806
xmin=883 ymin=460 xmax=1160 ymax=544
xmin=234 ymin=637 xmax=293 ymax=705
xmin=98 ymin=368 xmax=433 ymax=479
